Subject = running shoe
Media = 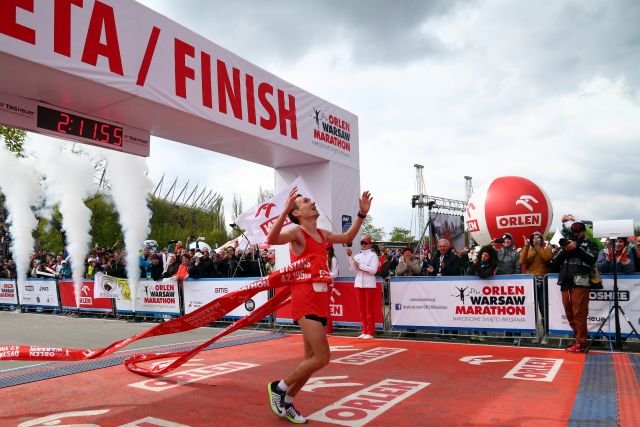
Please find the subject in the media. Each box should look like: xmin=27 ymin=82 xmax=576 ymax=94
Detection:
xmin=357 ymin=334 xmax=367 ymax=339
xmin=267 ymin=381 xmax=285 ymax=417
xmin=565 ymin=343 xmax=586 ymax=353
xmin=284 ymin=402 xmax=307 ymax=424
xmin=361 ymin=334 xmax=374 ymax=340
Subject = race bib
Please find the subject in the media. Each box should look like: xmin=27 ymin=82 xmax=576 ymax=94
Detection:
xmin=312 ymin=282 xmax=328 ymax=292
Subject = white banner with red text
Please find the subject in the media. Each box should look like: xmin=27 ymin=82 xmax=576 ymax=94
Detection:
xmin=390 ymin=275 xmax=536 ymax=332
xmin=0 ymin=0 xmax=358 ymax=166
xmin=0 ymin=279 xmax=18 ymax=305
xmin=547 ymin=273 xmax=640 ymax=336
xmin=183 ymin=278 xmax=269 ymax=318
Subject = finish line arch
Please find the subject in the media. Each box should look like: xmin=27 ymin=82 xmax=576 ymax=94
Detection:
xmin=0 ymin=0 xmax=361 ymax=267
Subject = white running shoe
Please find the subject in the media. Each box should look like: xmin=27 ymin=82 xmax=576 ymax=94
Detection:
xmin=284 ymin=403 xmax=307 ymax=424
xmin=357 ymin=334 xmax=367 ymax=339
xmin=362 ymin=334 xmax=374 ymax=340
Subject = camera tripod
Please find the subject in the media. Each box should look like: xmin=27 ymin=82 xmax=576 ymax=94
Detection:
xmin=586 ymin=239 xmax=640 ymax=352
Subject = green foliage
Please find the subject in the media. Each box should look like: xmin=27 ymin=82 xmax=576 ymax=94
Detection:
xmin=361 ymin=215 xmax=385 ymax=241
xmin=35 ymin=216 xmax=64 ymax=254
xmin=1 ymin=126 xmax=26 ymax=157
xmin=148 ymin=196 xmax=228 ymax=249
xmin=85 ymin=195 xmax=123 ymax=248
xmin=27 ymin=194 xmax=229 ymax=253
xmin=389 ymin=226 xmax=413 ymax=242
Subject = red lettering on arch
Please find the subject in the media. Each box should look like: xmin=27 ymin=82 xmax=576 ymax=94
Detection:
xmin=81 ymin=0 xmax=123 ymax=75
xmin=174 ymin=38 xmax=195 ymax=99
xmin=258 ymin=82 xmax=277 ymax=131
xmin=217 ymin=60 xmax=243 ymax=119
xmin=278 ymin=89 xmax=297 ymax=139
xmin=54 ymin=0 xmax=83 ymax=57
xmin=0 ymin=0 xmax=35 ymax=44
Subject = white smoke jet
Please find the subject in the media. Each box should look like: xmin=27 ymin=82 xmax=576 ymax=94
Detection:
xmin=103 ymin=150 xmax=154 ymax=310
xmin=0 ymin=144 xmax=41 ymax=288
xmin=38 ymin=143 xmax=96 ymax=307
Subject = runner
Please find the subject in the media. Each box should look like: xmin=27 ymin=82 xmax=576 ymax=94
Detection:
xmin=266 ymin=186 xmax=372 ymax=424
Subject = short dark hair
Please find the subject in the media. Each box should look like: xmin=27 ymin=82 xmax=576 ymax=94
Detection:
xmin=287 ymin=194 xmax=303 ymax=224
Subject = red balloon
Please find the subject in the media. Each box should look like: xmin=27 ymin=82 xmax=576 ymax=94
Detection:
xmin=465 ymin=176 xmax=553 ymax=246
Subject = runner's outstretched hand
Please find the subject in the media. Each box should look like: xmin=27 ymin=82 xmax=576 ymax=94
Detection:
xmin=359 ymin=191 xmax=373 ymax=215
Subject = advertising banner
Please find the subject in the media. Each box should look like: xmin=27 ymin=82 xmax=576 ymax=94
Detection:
xmin=115 ymin=278 xmax=180 ymax=315
xmin=94 ymin=272 xmax=131 ymax=301
xmin=274 ymin=279 xmax=384 ymax=328
xmin=183 ymin=278 xmax=269 ymax=318
xmin=17 ymin=279 xmax=59 ymax=308
xmin=0 ymin=279 xmax=18 ymax=305
xmin=547 ymin=274 xmax=640 ymax=336
xmin=58 ymin=280 xmax=113 ymax=312
xmin=390 ymin=275 xmax=536 ymax=332
xmin=433 ymin=213 xmax=465 ymax=252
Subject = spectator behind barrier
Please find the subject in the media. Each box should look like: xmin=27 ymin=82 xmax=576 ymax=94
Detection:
xmin=492 ymin=233 xmax=520 ymax=275
xmin=395 ymin=247 xmax=421 ymax=276
xmin=426 ymin=239 xmax=461 ymax=276
xmin=469 ymin=245 xmax=497 ymax=278
xmin=597 ymin=237 xmax=635 ymax=274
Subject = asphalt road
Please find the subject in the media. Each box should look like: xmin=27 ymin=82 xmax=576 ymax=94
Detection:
xmin=0 ymin=310 xmax=269 ymax=371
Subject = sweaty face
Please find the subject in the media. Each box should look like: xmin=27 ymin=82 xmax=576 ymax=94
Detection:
xmin=293 ymin=195 xmax=319 ymax=221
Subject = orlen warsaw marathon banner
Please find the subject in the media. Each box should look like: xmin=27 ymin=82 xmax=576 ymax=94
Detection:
xmin=94 ymin=272 xmax=180 ymax=315
xmin=391 ymin=276 xmax=536 ymax=332
xmin=0 ymin=279 xmax=18 ymax=305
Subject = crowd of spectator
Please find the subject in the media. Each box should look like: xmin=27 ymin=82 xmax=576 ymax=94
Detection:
xmin=1 ymin=223 xmax=638 ymax=282
xmin=374 ymin=231 xmax=639 ymax=280
xmin=0 ymin=234 xmax=277 ymax=282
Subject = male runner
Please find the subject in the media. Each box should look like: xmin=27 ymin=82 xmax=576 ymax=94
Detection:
xmin=267 ymin=186 xmax=372 ymax=424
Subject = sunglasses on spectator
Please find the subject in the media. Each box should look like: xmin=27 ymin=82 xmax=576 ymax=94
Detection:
xmin=360 ymin=241 xmax=370 ymax=245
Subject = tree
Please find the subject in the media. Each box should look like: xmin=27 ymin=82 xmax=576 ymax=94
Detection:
xmin=361 ymin=215 xmax=385 ymax=241
xmin=257 ymin=186 xmax=274 ymax=203
xmin=0 ymin=126 xmax=26 ymax=157
xmin=389 ymin=226 xmax=413 ymax=242
xmin=232 ymin=193 xmax=243 ymax=221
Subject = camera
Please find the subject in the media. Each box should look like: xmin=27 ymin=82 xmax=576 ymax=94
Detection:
xmin=558 ymin=238 xmax=572 ymax=248
xmin=558 ymin=231 xmax=576 ymax=248
xmin=494 ymin=238 xmax=504 ymax=244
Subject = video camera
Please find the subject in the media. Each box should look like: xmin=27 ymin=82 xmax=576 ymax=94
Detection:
xmin=558 ymin=231 xmax=576 ymax=248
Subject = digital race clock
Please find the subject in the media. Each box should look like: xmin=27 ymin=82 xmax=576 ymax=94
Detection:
xmin=37 ymin=105 xmax=123 ymax=147
xmin=0 ymin=92 xmax=150 ymax=156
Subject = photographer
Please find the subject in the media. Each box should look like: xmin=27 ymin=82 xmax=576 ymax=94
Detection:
xmin=550 ymin=221 xmax=598 ymax=353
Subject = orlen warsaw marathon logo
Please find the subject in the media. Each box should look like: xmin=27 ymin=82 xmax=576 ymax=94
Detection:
xmin=311 ymin=107 xmax=351 ymax=157
xmin=455 ymin=285 xmax=526 ymax=316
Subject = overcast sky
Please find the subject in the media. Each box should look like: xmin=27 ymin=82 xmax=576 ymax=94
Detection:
xmin=29 ymin=0 xmax=640 ymax=239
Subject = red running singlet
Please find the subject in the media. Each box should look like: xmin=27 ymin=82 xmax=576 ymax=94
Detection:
xmin=289 ymin=228 xmax=330 ymax=321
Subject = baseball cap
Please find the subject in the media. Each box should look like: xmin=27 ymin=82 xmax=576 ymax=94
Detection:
xmin=570 ymin=221 xmax=586 ymax=232
xmin=501 ymin=233 xmax=513 ymax=241
xmin=361 ymin=236 xmax=373 ymax=245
